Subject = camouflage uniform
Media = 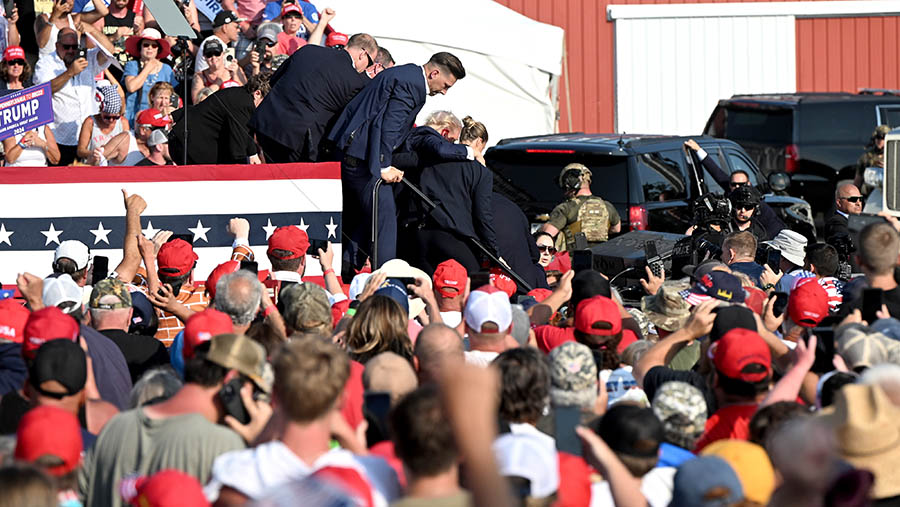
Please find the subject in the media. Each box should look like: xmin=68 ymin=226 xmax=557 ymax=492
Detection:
xmin=547 ymin=163 xmax=621 ymax=252
xmin=857 ymin=125 xmax=891 ymax=195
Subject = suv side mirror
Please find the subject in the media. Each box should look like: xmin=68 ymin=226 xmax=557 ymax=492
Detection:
xmin=768 ymin=172 xmax=791 ymax=192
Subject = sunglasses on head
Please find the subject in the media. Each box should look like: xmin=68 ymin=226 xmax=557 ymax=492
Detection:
xmin=538 ymin=245 xmax=557 ymax=254
xmin=6 ymin=59 xmax=25 ymax=66
xmin=204 ymin=50 xmax=223 ymax=58
xmin=840 ymin=195 xmax=863 ymax=203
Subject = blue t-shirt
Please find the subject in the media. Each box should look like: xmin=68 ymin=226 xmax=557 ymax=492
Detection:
xmin=169 ymin=330 xmax=186 ymax=378
xmin=657 ymin=442 xmax=695 ymax=468
xmin=123 ymin=60 xmax=178 ymax=128
xmin=730 ymin=261 xmax=764 ymax=288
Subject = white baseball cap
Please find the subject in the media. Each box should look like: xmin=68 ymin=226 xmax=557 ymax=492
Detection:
xmin=492 ymin=432 xmax=560 ymax=498
xmin=54 ymin=240 xmax=90 ymax=271
xmin=42 ymin=274 xmax=84 ymax=314
xmin=464 ymin=286 xmax=512 ymax=333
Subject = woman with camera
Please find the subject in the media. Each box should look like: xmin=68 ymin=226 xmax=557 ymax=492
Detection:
xmin=191 ymin=38 xmax=244 ymax=104
xmin=123 ymin=28 xmax=178 ymax=128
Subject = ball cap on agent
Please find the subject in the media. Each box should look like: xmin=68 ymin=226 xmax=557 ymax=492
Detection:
xmin=432 ymin=259 xmax=467 ymax=298
xmin=183 ymin=308 xmax=234 ymax=361
xmin=575 ymin=296 xmax=622 ymax=337
xmin=713 ymin=328 xmax=772 ymax=383
xmin=157 ymin=239 xmax=198 ymax=277
xmin=120 ymin=469 xmax=210 ymax=507
xmin=22 ymin=307 xmax=80 ymax=361
xmin=0 ymin=299 xmax=30 ymax=344
xmin=205 ymin=333 xmax=271 ymax=393
xmin=788 ymin=277 xmax=829 ymax=328
xmin=15 ymin=406 xmax=83 ymax=477
xmin=680 ymin=271 xmax=745 ymax=305
xmin=28 ymin=338 xmax=87 ymax=399
xmin=54 ymin=240 xmax=90 ymax=271
xmin=267 ymin=226 xmax=310 ymax=260
xmin=464 ymin=285 xmax=512 ymax=333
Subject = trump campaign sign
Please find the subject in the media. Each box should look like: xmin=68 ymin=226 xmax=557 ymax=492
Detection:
xmin=0 ymin=162 xmax=342 ymax=284
xmin=0 ymin=82 xmax=53 ymax=142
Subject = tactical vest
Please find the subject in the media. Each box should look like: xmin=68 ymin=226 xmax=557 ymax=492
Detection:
xmin=564 ymin=196 xmax=611 ymax=247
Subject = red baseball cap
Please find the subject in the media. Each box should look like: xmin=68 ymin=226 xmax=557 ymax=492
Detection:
xmin=121 ymin=469 xmax=210 ymax=507
xmin=22 ymin=307 xmax=79 ymax=361
xmin=574 ymin=296 xmax=622 ymax=336
xmin=788 ymin=277 xmax=829 ymax=328
xmin=527 ymin=288 xmax=552 ymax=303
xmin=15 ymin=406 xmax=83 ymax=476
xmin=432 ymin=259 xmax=467 ymax=298
xmin=713 ymin=328 xmax=772 ymax=383
xmin=205 ymin=261 xmax=239 ymax=300
xmin=267 ymin=226 xmax=310 ymax=260
xmin=183 ymin=308 xmax=233 ymax=360
xmin=489 ymin=268 xmax=517 ymax=299
xmin=3 ymin=45 xmax=25 ymax=62
xmin=136 ymin=108 xmax=171 ymax=128
xmin=326 ymin=32 xmax=349 ymax=48
xmin=280 ymin=2 xmax=302 ymax=17
xmin=0 ymin=299 xmax=30 ymax=344
xmin=157 ymin=239 xmax=198 ymax=277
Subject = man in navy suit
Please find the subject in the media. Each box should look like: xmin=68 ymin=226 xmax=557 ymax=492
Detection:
xmin=250 ymin=34 xmax=378 ymax=163
xmin=328 ymin=52 xmax=466 ymax=270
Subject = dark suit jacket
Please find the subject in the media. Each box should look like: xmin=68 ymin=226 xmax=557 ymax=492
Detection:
xmin=328 ymin=63 xmax=427 ymax=177
xmin=701 ymin=155 xmax=784 ymax=241
xmin=249 ymin=45 xmax=369 ymax=161
xmin=417 ymin=159 xmax=499 ymax=257
xmin=492 ymin=193 xmax=550 ymax=290
xmin=824 ymin=211 xmax=850 ymax=240
xmin=392 ymin=126 xmax=469 ymax=170
xmin=170 ymin=87 xmax=257 ymax=164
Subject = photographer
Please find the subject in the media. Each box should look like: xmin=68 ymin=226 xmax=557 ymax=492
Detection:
xmin=122 ymin=28 xmax=179 ymax=128
xmin=34 ymin=25 xmax=114 ymax=165
xmin=245 ymin=23 xmax=279 ymax=76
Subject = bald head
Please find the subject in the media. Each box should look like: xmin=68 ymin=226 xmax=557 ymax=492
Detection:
xmin=363 ymin=352 xmax=418 ymax=405
xmin=835 ymin=183 xmax=863 ymax=215
xmin=414 ymin=323 xmax=464 ymax=384
xmin=56 ymin=28 xmax=79 ymax=62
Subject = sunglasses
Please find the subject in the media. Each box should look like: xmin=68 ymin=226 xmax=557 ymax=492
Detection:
xmin=737 ymin=204 xmax=757 ymax=212
xmin=840 ymin=195 xmax=863 ymax=203
xmin=729 ymin=181 xmax=748 ymax=188
xmin=60 ymin=43 xmax=78 ymax=50
xmin=204 ymin=50 xmax=223 ymax=58
xmin=538 ymin=245 xmax=557 ymax=255
xmin=6 ymin=59 xmax=25 ymax=66
xmin=263 ymin=41 xmax=276 ymax=47
xmin=364 ymin=50 xmax=374 ymax=68
xmin=141 ymin=42 xmax=159 ymax=49
xmin=101 ymin=114 xmax=120 ymax=120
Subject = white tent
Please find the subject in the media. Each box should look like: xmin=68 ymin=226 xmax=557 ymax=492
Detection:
xmin=323 ymin=0 xmax=564 ymax=145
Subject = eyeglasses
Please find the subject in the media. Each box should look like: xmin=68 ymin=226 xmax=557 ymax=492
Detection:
xmin=6 ymin=59 xmax=25 ymax=66
xmin=538 ymin=245 xmax=557 ymax=255
xmin=60 ymin=43 xmax=78 ymax=50
xmin=141 ymin=42 xmax=159 ymax=49
xmin=729 ymin=181 xmax=749 ymax=188
xmin=204 ymin=50 xmax=223 ymax=58
xmin=840 ymin=195 xmax=863 ymax=203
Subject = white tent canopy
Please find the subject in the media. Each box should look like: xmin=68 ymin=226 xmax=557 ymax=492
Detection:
xmin=323 ymin=0 xmax=564 ymax=145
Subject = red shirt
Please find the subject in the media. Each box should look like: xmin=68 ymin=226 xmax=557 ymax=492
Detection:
xmin=534 ymin=325 xmax=637 ymax=355
xmin=340 ymin=360 xmax=365 ymax=430
xmin=693 ymin=403 xmax=758 ymax=452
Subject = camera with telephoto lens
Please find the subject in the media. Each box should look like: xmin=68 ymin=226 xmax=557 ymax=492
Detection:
xmin=827 ymin=233 xmax=855 ymax=281
xmin=692 ymin=193 xmax=732 ymax=229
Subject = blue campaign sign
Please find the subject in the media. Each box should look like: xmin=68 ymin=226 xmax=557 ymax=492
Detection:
xmin=0 ymin=82 xmax=54 ymax=142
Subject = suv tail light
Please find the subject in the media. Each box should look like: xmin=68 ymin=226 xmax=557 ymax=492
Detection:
xmin=784 ymin=144 xmax=798 ymax=173
xmin=629 ymin=205 xmax=648 ymax=231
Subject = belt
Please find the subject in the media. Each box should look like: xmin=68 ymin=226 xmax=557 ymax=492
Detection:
xmin=342 ymin=154 xmax=364 ymax=168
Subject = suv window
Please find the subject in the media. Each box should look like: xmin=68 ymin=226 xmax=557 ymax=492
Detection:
xmin=487 ymin=152 xmax=630 ymax=214
xmin=723 ymin=107 xmax=793 ymax=144
xmin=725 ymin=150 xmax=759 ymax=186
xmin=799 ymin=103 xmax=870 ymax=144
xmin=877 ymin=106 xmax=900 ymax=128
xmin=634 ymin=150 xmax=686 ymax=202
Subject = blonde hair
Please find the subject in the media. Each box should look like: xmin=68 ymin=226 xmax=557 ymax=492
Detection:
xmin=346 ymin=295 xmax=413 ymax=364
xmin=273 ymin=337 xmax=349 ymax=423
xmin=149 ymin=81 xmax=175 ymax=101
xmin=423 ymin=110 xmax=462 ymax=133
xmin=460 ymin=116 xmax=488 ymax=144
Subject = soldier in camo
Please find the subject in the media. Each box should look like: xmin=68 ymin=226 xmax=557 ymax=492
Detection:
xmin=856 ymin=125 xmax=891 ymax=195
xmin=540 ymin=163 xmax=622 ymax=252
xmin=651 ymin=381 xmax=708 ymax=451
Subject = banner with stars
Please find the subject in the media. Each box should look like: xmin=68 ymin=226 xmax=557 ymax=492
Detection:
xmin=0 ymin=162 xmax=342 ymax=284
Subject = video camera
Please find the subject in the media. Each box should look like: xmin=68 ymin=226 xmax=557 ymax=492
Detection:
xmin=691 ymin=192 xmax=732 ymax=231
xmin=827 ymin=233 xmax=855 ymax=281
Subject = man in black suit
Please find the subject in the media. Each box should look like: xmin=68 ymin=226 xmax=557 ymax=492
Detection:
xmin=250 ymin=33 xmax=378 ymax=163
xmin=825 ymin=182 xmax=864 ymax=241
xmin=168 ymin=74 xmax=270 ymax=165
xmin=328 ymin=52 xmax=466 ymax=270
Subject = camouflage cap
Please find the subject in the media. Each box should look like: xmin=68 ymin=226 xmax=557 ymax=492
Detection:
xmin=651 ymin=381 xmax=708 ymax=450
xmin=558 ymin=162 xmax=592 ymax=186
xmin=548 ymin=341 xmax=598 ymax=409
xmin=641 ymin=281 xmax=691 ymax=332
xmin=88 ymin=278 xmax=132 ymax=310
xmin=874 ymin=125 xmax=892 ymax=138
xmin=280 ymin=283 xmax=332 ymax=333
xmin=625 ymin=308 xmax=653 ymax=338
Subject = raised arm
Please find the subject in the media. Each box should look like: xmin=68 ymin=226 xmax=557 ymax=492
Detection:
xmin=114 ymin=190 xmax=148 ymax=283
xmin=633 ymin=300 xmax=717 ymax=386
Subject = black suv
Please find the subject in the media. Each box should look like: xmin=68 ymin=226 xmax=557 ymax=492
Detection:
xmin=484 ymin=133 xmax=815 ymax=239
xmin=703 ymin=92 xmax=900 ymax=211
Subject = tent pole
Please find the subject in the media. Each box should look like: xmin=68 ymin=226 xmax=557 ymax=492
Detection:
xmin=562 ymin=37 xmax=572 ymax=133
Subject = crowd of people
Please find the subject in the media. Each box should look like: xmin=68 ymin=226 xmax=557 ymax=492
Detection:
xmin=4 ymin=0 xmax=900 ymax=506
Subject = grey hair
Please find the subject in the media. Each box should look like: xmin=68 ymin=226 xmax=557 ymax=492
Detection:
xmin=423 ymin=110 xmax=462 ymax=132
xmin=129 ymin=366 xmax=183 ymax=408
xmin=214 ymin=270 xmax=262 ymax=325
